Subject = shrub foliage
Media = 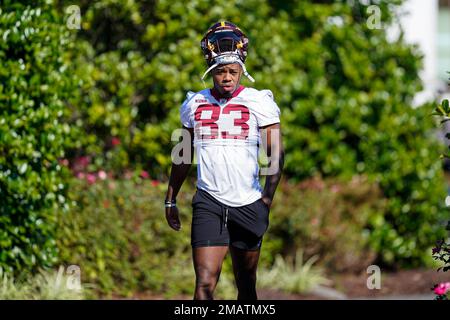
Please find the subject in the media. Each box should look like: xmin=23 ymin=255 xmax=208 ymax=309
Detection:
xmin=0 ymin=1 xmax=74 ymax=274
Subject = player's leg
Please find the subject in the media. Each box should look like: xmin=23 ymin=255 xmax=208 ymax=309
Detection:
xmin=229 ymin=245 xmax=260 ymax=300
xmin=191 ymin=189 xmax=231 ymax=300
xmin=192 ymin=246 xmax=228 ymax=300
xmin=227 ymin=198 xmax=269 ymax=300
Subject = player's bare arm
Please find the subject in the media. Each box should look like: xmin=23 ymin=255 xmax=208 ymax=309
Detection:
xmin=165 ymin=126 xmax=194 ymax=231
xmin=260 ymin=123 xmax=285 ymax=208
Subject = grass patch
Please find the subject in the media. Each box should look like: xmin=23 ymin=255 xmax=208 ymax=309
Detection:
xmin=258 ymin=250 xmax=331 ymax=294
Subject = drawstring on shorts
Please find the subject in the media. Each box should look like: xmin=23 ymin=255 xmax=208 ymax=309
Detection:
xmin=220 ymin=205 xmax=229 ymax=234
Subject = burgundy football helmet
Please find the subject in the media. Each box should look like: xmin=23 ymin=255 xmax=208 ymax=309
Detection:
xmin=200 ymin=21 xmax=254 ymax=82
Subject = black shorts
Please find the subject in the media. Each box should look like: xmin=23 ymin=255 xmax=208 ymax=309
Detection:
xmin=191 ymin=188 xmax=270 ymax=251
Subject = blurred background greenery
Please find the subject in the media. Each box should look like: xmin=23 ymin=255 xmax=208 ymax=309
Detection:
xmin=0 ymin=0 xmax=449 ymax=299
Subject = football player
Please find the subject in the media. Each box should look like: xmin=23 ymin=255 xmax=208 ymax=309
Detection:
xmin=165 ymin=21 xmax=284 ymax=300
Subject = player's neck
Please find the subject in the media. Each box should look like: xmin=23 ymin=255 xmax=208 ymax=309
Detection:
xmin=211 ymin=85 xmax=245 ymax=101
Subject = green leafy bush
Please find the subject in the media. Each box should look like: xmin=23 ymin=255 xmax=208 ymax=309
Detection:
xmin=0 ymin=1 xmax=75 ymax=274
xmin=271 ymin=0 xmax=447 ymax=267
xmin=431 ymin=92 xmax=450 ymax=300
xmin=266 ymin=175 xmax=386 ymax=273
xmin=56 ymin=174 xmax=388 ymax=297
xmin=56 ymin=176 xmax=195 ymax=297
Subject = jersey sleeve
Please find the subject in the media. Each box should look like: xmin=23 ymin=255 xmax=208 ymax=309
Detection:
xmin=180 ymin=91 xmax=196 ymax=128
xmin=254 ymin=90 xmax=281 ymax=127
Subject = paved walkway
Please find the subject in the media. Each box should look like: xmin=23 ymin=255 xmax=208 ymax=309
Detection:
xmin=309 ymin=285 xmax=436 ymax=300
xmin=352 ymin=294 xmax=435 ymax=300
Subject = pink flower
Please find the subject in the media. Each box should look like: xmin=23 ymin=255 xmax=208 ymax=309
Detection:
xmin=111 ymin=137 xmax=121 ymax=147
xmin=76 ymin=156 xmax=90 ymax=167
xmin=108 ymin=181 xmax=116 ymax=190
xmin=151 ymin=180 xmax=160 ymax=187
xmin=59 ymin=159 xmax=69 ymax=167
xmin=434 ymin=282 xmax=450 ymax=295
xmin=86 ymin=173 xmax=96 ymax=184
xmin=330 ymin=185 xmax=340 ymax=193
xmin=98 ymin=170 xmax=107 ymax=180
xmin=76 ymin=172 xmax=85 ymax=179
xmin=72 ymin=156 xmax=91 ymax=172
xmin=140 ymin=170 xmax=149 ymax=179
xmin=124 ymin=170 xmax=133 ymax=180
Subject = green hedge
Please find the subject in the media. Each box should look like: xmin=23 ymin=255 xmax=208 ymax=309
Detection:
xmin=0 ymin=1 xmax=75 ymax=274
xmin=267 ymin=176 xmax=387 ymax=273
xmin=56 ymin=177 xmax=194 ymax=297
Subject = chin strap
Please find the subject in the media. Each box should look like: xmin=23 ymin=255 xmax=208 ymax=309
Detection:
xmin=237 ymin=59 xmax=255 ymax=82
xmin=201 ymin=53 xmax=255 ymax=83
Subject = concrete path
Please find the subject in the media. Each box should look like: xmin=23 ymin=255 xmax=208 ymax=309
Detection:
xmin=309 ymin=285 xmax=436 ymax=300
xmin=352 ymin=294 xmax=435 ymax=300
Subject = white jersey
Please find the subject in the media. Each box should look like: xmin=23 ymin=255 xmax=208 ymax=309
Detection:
xmin=180 ymin=86 xmax=280 ymax=207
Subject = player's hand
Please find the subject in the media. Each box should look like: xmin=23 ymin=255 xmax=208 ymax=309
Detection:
xmin=261 ymin=196 xmax=272 ymax=210
xmin=165 ymin=206 xmax=181 ymax=231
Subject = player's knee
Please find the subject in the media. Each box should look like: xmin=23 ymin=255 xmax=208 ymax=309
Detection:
xmin=195 ymin=267 xmax=219 ymax=290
